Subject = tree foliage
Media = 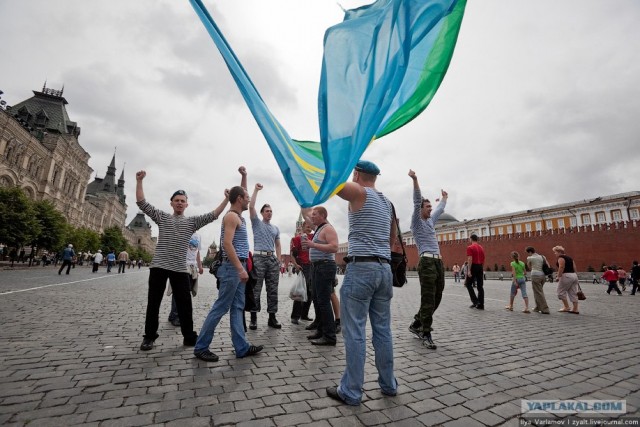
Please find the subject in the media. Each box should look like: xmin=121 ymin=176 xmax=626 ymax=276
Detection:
xmin=0 ymin=186 xmax=41 ymax=247
xmin=32 ymin=199 xmax=67 ymax=251
xmin=100 ymin=226 xmax=128 ymax=253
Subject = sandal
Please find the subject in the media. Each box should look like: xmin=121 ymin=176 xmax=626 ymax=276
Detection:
xmin=558 ymin=308 xmax=570 ymax=312
xmin=504 ymin=306 xmax=513 ymax=311
xmin=522 ymin=309 xmax=531 ymax=313
xmin=568 ymin=311 xmax=580 ymax=315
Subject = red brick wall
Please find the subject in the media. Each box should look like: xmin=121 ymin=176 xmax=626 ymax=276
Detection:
xmin=336 ymin=220 xmax=640 ymax=272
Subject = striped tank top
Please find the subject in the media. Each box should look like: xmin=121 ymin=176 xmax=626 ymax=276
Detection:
xmin=347 ymin=187 xmax=392 ymax=260
xmin=309 ymin=224 xmax=335 ymax=262
xmin=221 ymin=212 xmax=250 ymax=260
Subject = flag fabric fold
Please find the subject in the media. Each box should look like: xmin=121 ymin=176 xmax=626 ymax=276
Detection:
xmin=188 ymin=0 xmax=466 ymax=207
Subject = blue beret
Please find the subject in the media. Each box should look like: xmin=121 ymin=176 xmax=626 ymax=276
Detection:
xmin=355 ymin=160 xmax=381 ymax=176
xmin=171 ymin=190 xmax=188 ymax=200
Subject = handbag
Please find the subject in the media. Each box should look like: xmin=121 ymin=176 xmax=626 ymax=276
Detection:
xmin=577 ymin=284 xmax=586 ymax=300
xmin=390 ymin=203 xmax=408 ymax=288
xmin=541 ymin=255 xmax=554 ymax=276
xmin=208 ymin=244 xmax=222 ymax=278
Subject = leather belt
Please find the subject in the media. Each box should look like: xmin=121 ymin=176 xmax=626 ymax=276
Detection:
xmin=311 ymin=259 xmax=335 ymax=265
xmin=222 ymin=256 xmax=247 ymax=262
xmin=344 ymin=256 xmax=390 ymax=264
xmin=254 ymin=251 xmax=274 ymax=256
xmin=420 ymin=252 xmax=441 ymax=259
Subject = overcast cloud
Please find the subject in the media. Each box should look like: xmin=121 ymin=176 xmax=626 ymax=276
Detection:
xmin=1 ymin=0 xmax=639 ymax=254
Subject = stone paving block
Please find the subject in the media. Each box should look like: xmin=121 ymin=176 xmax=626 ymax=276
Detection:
xmin=235 ymin=398 xmax=266 ymax=411
xmin=442 ymin=415 xmax=489 ymax=427
xmin=154 ymin=407 xmax=195 ymax=423
xmin=26 ymin=413 xmax=89 ymax=426
xmin=14 ymin=403 xmax=78 ymax=421
xmin=196 ymin=401 xmax=235 ymax=416
xmin=441 ymin=403 xmax=473 ymax=420
xmin=212 ymin=408 xmax=255 ymax=425
xmin=236 ymin=418 xmax=276 ymax=427
xmin=356 ymin=410 xmax=391 ymax=425
xmin=308 ymin=406 xmax=343 ymax=421
xmin=100 ymin=414 xmax=156 ymax=427
xmin=273 ymin=412 xmax=314 ymax=426
xmin=471 ymin=409 xmax=507 ymax=426
xmin=416 ymin=410 xmax=452 ymax=426
xmin=1 ymin=392 xmax=45 ymax=405
xmin=165 ymin=417 xmax=211 ymax=427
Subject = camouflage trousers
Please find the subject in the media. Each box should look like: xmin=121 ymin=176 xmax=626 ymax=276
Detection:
xmin=252 ymin=254 xmax=280 ymax=313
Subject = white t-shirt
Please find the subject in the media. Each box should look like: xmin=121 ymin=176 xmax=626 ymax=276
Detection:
xmin=186 ymin=233 xmax=201 ymax=266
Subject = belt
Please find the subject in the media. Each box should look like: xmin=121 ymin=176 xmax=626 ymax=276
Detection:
xmin=311 ymin=259 xmax=335 ymax=265
xmin=344 ymin=256 xmax=390 ymax=264
xmin=222 ymin=256 xmax=247 ymax=262
xmin=420 ymin=252 xmax=441 ymax=259
xmin=254 ymin=251 xmax=274 ymax=256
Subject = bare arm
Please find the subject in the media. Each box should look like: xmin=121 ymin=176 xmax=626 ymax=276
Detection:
xmin=212 ymin=189 xmax=230 ymax=218
xmin=196 ymin=250 xmax=203 ymax=275
xmin=239 ymin=166 xmax=247 ymax=190
xmin=249 ymin=183 xmax=262 ymax=218
xmin=337 ymin=182 xmax=366 ymax=211
xmin=556 ymin=256 xmax=565 ymax=281
xmin=300 ymin=208 xmax=313 ymax=226
xmin=275 ymin=238 xmax=281 ymax=261
xmin=135 ymin=170 xmax=146 ymax=202
xmin=222 ymin=213 xmax=248 ymax=283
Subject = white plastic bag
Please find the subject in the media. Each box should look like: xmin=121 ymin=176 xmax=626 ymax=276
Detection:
xmin=289 ymin=273 xmax=307 ymax=302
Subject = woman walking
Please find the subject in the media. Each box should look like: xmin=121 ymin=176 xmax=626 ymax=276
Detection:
xmin=553 ymin=246 xmax=580 ymax=314
xmin=505 ymin=251 xmax=530 ymax=313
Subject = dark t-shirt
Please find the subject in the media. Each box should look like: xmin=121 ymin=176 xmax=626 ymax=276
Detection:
xmin=557 ymin=255 xmax=575 ymax=273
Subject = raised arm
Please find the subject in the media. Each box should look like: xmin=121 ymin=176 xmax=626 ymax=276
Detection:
xmin=249 ymin=183 xmax=262 ymax=218
xmin=337 ymin=181 xmax=366 ymax=211
xmin=238 ymin=166 xmax=247 ymax=190
xmin=136 ymin=170 xmax=146 ymax=202
xmin=212 ymin=189 xmax=230 ymax=218
xmin=300 ymin=207 xmax=313 ymax=226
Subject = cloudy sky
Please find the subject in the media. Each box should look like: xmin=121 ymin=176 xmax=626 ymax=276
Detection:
xmin=2 ymin=0 xmax=639 ymax=254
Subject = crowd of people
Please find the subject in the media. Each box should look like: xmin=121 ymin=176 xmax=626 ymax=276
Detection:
xmin=102 ymin=161 xmax=637 ymax=408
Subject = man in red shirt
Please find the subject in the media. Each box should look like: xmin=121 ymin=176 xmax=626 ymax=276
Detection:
xmin=290 ymin=222 xmax=314 ymax=324
xmin=465 ymin=234 xmax=486 ymax=309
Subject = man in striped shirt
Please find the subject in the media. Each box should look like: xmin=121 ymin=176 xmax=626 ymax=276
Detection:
xmin=407 ymin=169 xmax=448 ymax=350
xmin=136 ymin=170 xmax=229 ymax=352
xmin=326 ymin=160 xmax=397 ymax=406
xmin=248 ymin=183 xmax=282 ymax=330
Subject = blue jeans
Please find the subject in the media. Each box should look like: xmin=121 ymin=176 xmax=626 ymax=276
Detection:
xmin=194 ymin=261 xmax=250 ymax=357
xmin=510 ymin=277 xmax=528 ymax=298
xmin=338 ymin=261 xmax=397 ymax=405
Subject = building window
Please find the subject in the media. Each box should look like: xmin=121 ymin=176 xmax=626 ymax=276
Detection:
xmin=570 ymin=217 xmax=576 ymax=227
xmin=612 ymin=210 xmax=622 ymax=221
xmin=460 ymin=230 xmax=466 ymax=239
xmin=546 ymin=220 xmax=553 ymax=230
xmin=596 ymin=212 xmax=606 ymax=223
xmin=515 ymin=224 xmax=522 ymax=233
xmin=631 ymin=209 xmax=639 ymax=219
xmin=529 ymin=223 xmax=535 ymax=232
xmin=507 ymin=226 xmax=513 ymax=234
xmin=581 ymin=214 xmax=591 ymax=225
xmin=498 ymin=227 xmax=504 ymax=235
xmin=558 ymin=218 xmax=565 ymax=228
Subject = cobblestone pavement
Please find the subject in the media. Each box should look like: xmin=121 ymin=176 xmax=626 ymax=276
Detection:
xmin=0 ymin=266 xmax=638 ymax=426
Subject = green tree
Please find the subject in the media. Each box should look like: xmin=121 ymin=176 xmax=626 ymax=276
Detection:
xmin=32 ymin=199 xmax=67 ymax=251
xmin=67 ymin=226 xmax=100 ymax=253
xmin=100 ymin=226 xmax=127 ymax=253
xmin=0 ymin=186 xmax=40 ymax=247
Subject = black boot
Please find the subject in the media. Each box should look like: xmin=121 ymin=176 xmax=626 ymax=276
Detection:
xmin=249 ymin=312 xmax=257 ymax=330
xmin=268 ymin=313 xmax=282 ymax=329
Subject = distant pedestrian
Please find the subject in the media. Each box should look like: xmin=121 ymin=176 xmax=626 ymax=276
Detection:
xmin=92 ymin=250 xmax=103 ymax=273
xmin=58 ymin=244 xmax=75 ymax=275
xmin=553 ymin=246 xmax=581 ymax=313
xmin=464 ymin=235 xmax=485 ymax=310
xmin=617 ymin=267 xmax=627 ymax=291
xmin=603 ymin=266 xmax=622 ymax=295
xmin=506 ymin=251 xmax=530 ymax=313
xmin=118 ymin=250 xmax=129 ymax=273
xmin=526 ymin=246 xmax=550 ymax=314
xmin=106 ymin=250 xmax=116 ymax=273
